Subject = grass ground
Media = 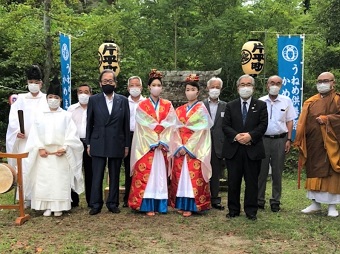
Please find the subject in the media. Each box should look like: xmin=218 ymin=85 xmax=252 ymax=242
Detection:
xmin=1 ymin=172 xmax=340 ymax=254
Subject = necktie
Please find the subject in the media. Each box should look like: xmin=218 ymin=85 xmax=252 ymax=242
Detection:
xmin=242 ymin=101 xmax=247 ymax=125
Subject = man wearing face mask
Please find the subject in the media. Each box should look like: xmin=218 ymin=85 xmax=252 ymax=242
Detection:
xmin=295 ymin=72 xmax=340 ymax=217
xmin=258 ymin=75 xmax=296 ymax=213
xmin=86 ymin=69 xmax=130 ymax=215
xmin=67 ymin=84 xmax=93 ymax=208
xmin=203 ymin=77 xmax=227 ymax=210
xmin=222 ymin=74 xmax=268 ymax=220
xmin=6 ymin=64 xmax=48 ymax=207
xmin=122 ymin=76 xmax=144 ymax=207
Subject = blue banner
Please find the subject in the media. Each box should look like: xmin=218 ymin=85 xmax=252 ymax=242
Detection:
xmin=277 ymin=35 xmax=304 ymax=140
xmin=59 ymin=33 xmax=71 ymax=109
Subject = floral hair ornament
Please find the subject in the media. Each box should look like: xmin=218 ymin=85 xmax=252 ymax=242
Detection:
xmin=149 ymin=69 xmax=163 ymax=79
xmin=186 ymin=74 xmax=200 ymax=82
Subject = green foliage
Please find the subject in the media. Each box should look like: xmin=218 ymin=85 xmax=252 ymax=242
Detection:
xmin=0 ymin=0 xmax=339 ymax=141
xmin=284 ymin=147 xmax=299 ymax=173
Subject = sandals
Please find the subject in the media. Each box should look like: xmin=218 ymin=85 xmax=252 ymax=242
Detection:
xmin=146 ymin=211 xmax=155 ymax=216
xmin=182 ymin=211 xmax=192 ymax=217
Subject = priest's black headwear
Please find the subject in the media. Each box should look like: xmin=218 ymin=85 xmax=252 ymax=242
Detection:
xmin=26 ymin=65 xmax=42 ymax=80
xmin=47 ymin=76 xmax=62 ymax=97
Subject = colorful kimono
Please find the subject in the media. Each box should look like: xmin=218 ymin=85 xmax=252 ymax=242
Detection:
xmin=128 ymin=98 xmax=177 ymax=213
xmin=169 ymin=101 xmax=213 ymax=212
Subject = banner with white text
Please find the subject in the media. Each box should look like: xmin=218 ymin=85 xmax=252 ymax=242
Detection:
xmin=277 ymin=35 xmax=304 ymax=140
xmin=59 ymin=33 xmax=71 ymax=109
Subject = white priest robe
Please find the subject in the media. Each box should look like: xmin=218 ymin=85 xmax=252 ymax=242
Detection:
xmin=24 ymin=107 xmax=84 ymax=212
xmin=6 ymin=91 xmax=48 ymax=200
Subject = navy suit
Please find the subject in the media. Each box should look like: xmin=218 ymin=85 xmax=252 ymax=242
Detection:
xmin=222 ymin=97 xmax=268 ymax=216
xmin=86 ymin=92 xmax=130 ymax=210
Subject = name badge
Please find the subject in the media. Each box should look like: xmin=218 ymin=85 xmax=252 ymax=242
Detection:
xmin=221 ymin=112 xmax=225 ymax=117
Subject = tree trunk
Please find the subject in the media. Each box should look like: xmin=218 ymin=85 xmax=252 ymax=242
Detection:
xmin=43 ymin=0 xmax=53 ymax=90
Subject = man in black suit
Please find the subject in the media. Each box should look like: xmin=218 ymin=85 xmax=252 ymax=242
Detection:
xmin=86 ymin=69 xmax=130 ymax=215
xmin=222 ymin=74 xmax=268 ymax=220
xmin=203 ymin=77 xmax=227 ymax=210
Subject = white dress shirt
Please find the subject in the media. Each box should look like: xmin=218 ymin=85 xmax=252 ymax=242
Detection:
xmin=104 ymin=93 xmax=114 ymax=115
xmin=128 ymin=95 xmax=145 ymax=132
xmin=259 ymin=94 xmax=297 ymax=135
xmin=67 ymin=102 xmax=87 ymax=139
xmin=240 ymin=97 xmax=251 ymax=112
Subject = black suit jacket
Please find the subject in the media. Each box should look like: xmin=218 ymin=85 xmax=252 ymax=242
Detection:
xmin=86 ymin=92 xmax=130 ymax=158
xmin=222 ymin=97 xmax=268 ymax=160
xmin=203 ymin=99 xmax=227 ymax=159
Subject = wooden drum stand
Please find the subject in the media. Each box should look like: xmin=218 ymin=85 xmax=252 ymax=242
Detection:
xmin=0 ymin=152 xmax=30 ymax=225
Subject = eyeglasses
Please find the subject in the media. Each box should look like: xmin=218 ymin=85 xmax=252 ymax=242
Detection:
xmin=239 ymin=83 xmax=253 ymax=87
xmin=269 ymin=82 xmax=282 ymax=86
xmin=101 ymin=79 xmax=115 ymax=85
xmin=317 ymin=79 xmax=334 ymax=84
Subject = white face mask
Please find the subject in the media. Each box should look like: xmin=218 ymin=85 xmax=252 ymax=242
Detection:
xmin=78 ymin=94 xmax=90 ymax=105
xmin=28 ymin=83 xmax=40 ymax=93
xmin=47 ymin=98 xmax=60 ymax=109
xmin=238 ymin=87 xmax=253 ymax=99
xmin=269 ymin=85 xmax=280 ymax=96
xmin=150 ymin=86 xmax=162 ymax=97
xmin=129 ymin=87 xmax=141 ymax=97
xmin=186 ymin=91 xmax=198 ymax=101
xmin=317 ymin=83 xmax=331 ymax=94
xmin=209 ymin=88 xmax=220 ymax=99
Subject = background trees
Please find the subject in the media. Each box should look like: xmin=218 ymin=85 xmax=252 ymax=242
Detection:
xmin=0 ymin=0 xmax=338 ymax=146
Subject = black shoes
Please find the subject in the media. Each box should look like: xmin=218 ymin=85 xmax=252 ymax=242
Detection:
xmin=212 ymin=204 xmax=225 ymax=210
xmin=71 ymin=203 xmax=79 ymax=208
xmin=226 ymin=213 xmax=240 ymax=218
xmin=271 ymin=204 xmax=280 ymax=212
xmin=258 ymin=203 xmax=280 ymax=212
xmin=226 ymin=212 xmax=256 ymax=220
xmin=108 ymin=207 xmax=121 ymax=214
xmin=90 ymin=207 xmax=121 ymax=215
xmin=246 ymin=214 xmax=257 ymax=221
xmin=258 ymin=204 xmax=265 ymax=210
xmin=89 ymin=208 xmax=101 ymax=215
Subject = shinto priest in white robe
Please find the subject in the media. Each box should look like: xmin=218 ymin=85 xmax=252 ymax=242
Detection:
xmin=6 ymin=91 xmax=48 ymax=200
xmin=24 ymin=107 xmax=84 ymax=212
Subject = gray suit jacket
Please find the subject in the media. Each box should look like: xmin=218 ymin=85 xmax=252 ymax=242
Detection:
xmin=203 ymin=98 xmax=227 ymax=158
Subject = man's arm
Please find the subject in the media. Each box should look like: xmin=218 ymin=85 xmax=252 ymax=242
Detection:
xmin=222 ymin=102 xmax=238 ymax=143
xmin=248 ymin=100 xmax=268 ymax=144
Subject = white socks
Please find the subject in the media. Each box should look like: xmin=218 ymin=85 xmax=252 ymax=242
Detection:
xmin=54 ymin=211 xmax=63 ymax=217
xmin=301 ymin=200 xmax=321 ymax=214
xmin=43 ymin=209 xmax=52 ymax=217
xmin=43 ymin=209 xmax=62 ymax=217
xmin=301 ymin=201 xmax=339 ymax=217
xmin=328 ymin=204 xmax=339 ymax=217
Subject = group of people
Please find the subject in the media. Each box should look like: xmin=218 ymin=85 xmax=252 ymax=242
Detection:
xmin=5 ymin=64 xmax=340 ymax=220
xmin=6 ymin=65 xmax=84 ymax=217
